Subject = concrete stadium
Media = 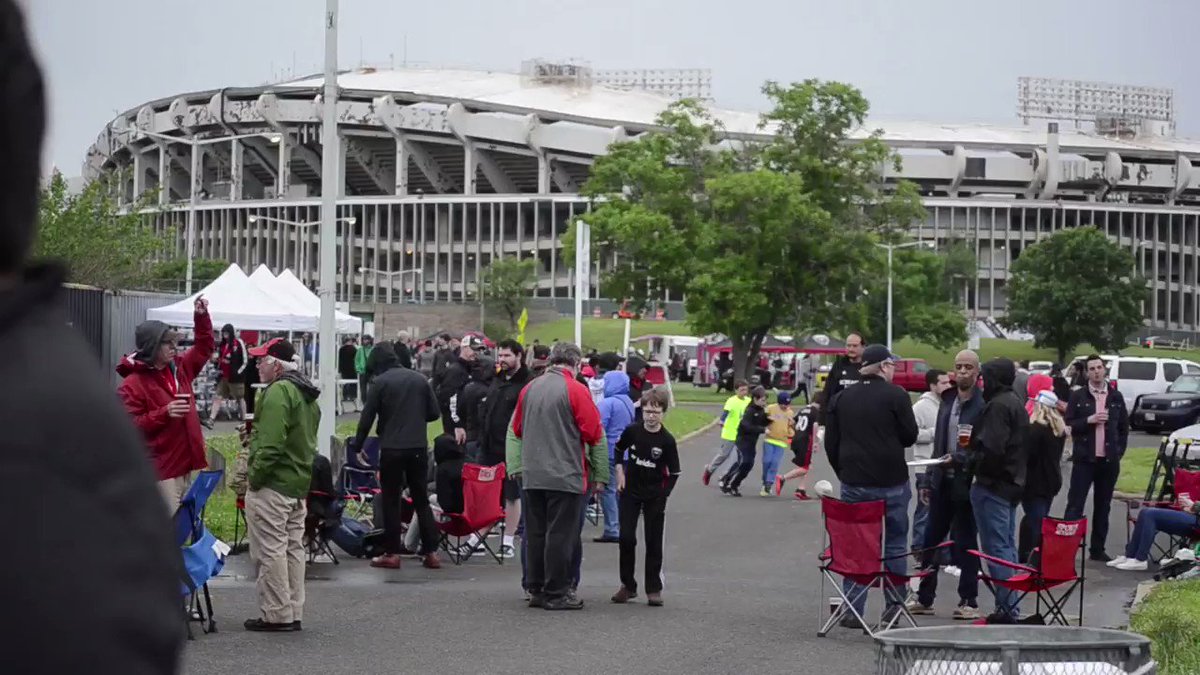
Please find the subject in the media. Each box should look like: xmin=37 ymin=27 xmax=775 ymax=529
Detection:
xmin=85 ymin=66 xmax=1200 ymax=339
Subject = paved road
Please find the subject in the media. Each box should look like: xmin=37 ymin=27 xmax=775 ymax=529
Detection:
xmin=183 ymin=425 xmax=1150 ymax=675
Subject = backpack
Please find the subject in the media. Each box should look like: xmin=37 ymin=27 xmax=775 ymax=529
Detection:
xmin=332 ymin=517 xmax=384 ymax=559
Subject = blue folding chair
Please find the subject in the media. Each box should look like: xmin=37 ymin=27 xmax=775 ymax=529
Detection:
xmin=340 ymin=437 xmax=381 ymax=521
xmin=175 ymin=470 xmax=226 ymax=637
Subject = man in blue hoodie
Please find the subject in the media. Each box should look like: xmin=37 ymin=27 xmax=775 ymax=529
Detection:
xmin=594 ymin=370 xmax=636 ymax=542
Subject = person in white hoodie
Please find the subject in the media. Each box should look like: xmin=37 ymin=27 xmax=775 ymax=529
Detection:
xmin=910 ymin=368 xmax=950 ymax=551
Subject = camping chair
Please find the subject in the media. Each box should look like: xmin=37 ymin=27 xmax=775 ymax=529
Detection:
xmin=304 ymin=490 xmax=342 ymax=565
xmin=1126 ymin=468 xmax=1200 ymax=563
xmin=438 ymin=463 xmax=507 ymax=565
xmin=969 ymin=516 xmax=1087 ymax=626
xmin=175 ymin=470 xmax=227 ymax=638
xmin=229 ymin=497 xmax=249 ymax=555
xmin=817 ymin=497 xmax=949 ymax=638
xmin=340 ymin=436 xmax=381 ymax=520
xmin=584 ymin=493 xmax=600 ymax=526
xmin=1143 ymin=438 xmax=1200 ymax=503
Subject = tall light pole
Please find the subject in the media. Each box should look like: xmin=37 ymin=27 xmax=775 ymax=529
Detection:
xmin=317 ymin=0 xmax=340 ymax=457
xmin=875 ymin=240 xmax=935 ymax=351
xmin=574 ymin=220 xmax=591 ymax=348
xmin=125 ymin=128 xmax=280 ymax=295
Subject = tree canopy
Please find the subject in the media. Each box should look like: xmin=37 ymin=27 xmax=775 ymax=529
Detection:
xmin=146 ymin=257 xmax=228 ymax=293
xmin=35 ymin=171 xmax=164 ymax=289
xmin=575 ymin=80 xmax=954 ymax=376
xmin=1003 ymin=226 xmax=1146 ymax=363
xmin=481 ymin=257 xmax=537 ymax=333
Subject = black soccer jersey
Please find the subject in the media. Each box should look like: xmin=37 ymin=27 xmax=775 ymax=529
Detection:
xmin=616 ymin=425 xmax=680 ymax=499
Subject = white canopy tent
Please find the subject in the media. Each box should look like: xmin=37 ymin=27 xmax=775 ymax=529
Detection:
xmin=146 ymin=264 xmax=307 ymax=331
xmin=249 ymin=265 xmax=363 ymax=333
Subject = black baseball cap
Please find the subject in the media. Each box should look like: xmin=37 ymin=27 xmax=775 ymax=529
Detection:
xmin=860 ymin=344 xmax=898 ymax=368
xmin=249 ymin=337 xmax=296 ymax=361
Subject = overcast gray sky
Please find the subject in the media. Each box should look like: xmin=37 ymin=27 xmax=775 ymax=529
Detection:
xmin=26 ymin=0 xmax=1198 ymax=172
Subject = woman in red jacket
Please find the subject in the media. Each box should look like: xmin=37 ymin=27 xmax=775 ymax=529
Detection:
xmin=116 ymin=296 xmax=215 ymax=512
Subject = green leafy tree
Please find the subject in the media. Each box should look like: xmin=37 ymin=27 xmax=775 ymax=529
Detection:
xmin=147 ymin=257 xmax=227 ymax=293
xmin=574 ymin=81 xmax=926 ymax=378
xmin=860 ymin=247 xmax=968 ymax=351
xmin=35 ymin=171 xmax=164 ymax=289
xmin=1003 ymin=226 xmax=1146 ymax=363
xmin=481 ymin=257 xmax=537 ymax=333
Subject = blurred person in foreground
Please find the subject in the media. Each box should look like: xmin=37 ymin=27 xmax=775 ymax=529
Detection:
xmin=0 ymin=2 xmax=182 ymax=670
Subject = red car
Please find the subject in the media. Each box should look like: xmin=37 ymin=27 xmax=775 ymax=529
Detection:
xmin=891 ymin=358 xmax=932 ymax=393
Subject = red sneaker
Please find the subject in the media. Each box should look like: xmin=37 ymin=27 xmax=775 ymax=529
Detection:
xmin=370 ymin=553 xmax=401 ymax=569
xmin=702 ymin=467 xmax=712 ymax=486
xmin=793 ymin=489 xmax=811 ymax=501
xmin=422 ymin=553 xmax=442 ymax=570
xmin=773 ymin=475 xmax=785 ymax=496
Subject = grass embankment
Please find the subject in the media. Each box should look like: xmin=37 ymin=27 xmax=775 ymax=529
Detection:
xmin=524 ymin=317 xmax=687 ymax=354
xmin=203 ymin=410 xmax=714 ymax=542
xmin=1131 ymin=579 xmax=1200 ymax=675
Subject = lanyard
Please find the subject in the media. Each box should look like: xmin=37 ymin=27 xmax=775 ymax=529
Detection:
xmin=163 ymin=363 xmax=180 ymax=397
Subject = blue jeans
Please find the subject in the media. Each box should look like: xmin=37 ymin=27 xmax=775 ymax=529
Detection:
xmin=1125 ymin=507 xmax=1200 ymax=561
xmin=1018 ymin=497 xmax=1052 ymax=564
xmin=598 ymin=460 xmax=620 ymax=538
xmin=761 ymin=442 xmax=786 ymax=488
xmin=971 ymin=484 xmax=1020 ymax=619
xmin=911 ymin=472 xmax=931 ymax=552
xmin=840 ymin=482 xmax=911 ymax=616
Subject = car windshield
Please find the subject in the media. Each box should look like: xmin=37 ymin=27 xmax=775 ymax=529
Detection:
xmin=1168 ymin=375 xmax=1200 ymax=393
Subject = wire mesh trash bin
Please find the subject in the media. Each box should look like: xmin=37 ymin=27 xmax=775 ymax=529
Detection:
xmin=874 ymin=626 xmax=1156 ymax=675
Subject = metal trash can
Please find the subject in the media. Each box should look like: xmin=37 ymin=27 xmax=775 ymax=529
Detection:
xmin=874 ymin=626 xmax=1156 ymax=675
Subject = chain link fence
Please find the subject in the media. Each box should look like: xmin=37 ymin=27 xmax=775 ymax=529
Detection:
xmin=875 ymin=626 xmax=1155 ymax=675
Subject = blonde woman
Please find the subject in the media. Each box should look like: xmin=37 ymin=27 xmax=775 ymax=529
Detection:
xmin=1018 ymin=390 xmax=1067 ymax=564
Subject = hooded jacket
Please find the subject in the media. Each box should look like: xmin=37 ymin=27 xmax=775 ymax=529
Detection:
xmin=454 ymin=357 xmax=494 ymax=442
xmin=217 ymin=324 xmax=247 ymax=383
xmin=597 ymin=371 xmax=636 ymax=461
xmin=116 ymin=308 xmax=215 ymax=481
xmin=506 ymin=366 xmax=609 ymax=494
xmin=625 ymin=356 xmax=649 ymax=405
xmin=1023 ymin=373 xmax=1054 ymax=415
xmin=338 ymin=342 xmax=358 ymax=379
xmin=433 ymin=434 xmax=465 ymax=514
xmin=1024 ymin=420 xmax=1065 ymax=500
xmin=2 ymin=265 xmax=183 ymax=674
xmin=354 ymin=341 xmax=374 ymax=375
xmin=479 ymin=364 xmax=531 ymax=466
xmin=249 ymin=371 xmax=321 ymax=499
xmin=825 ymin=374 xmax=918 ymax=488
xmin=969 ymin=358 xmax=1030 ymax=503
xmin=910 ymin=390 xmax=941 ymax=461
xmin=354 ymin=363 xmax=441 ymax=453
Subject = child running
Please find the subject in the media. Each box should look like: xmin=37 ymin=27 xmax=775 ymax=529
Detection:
xmin=774 ymin=392 xmax=822 ymax=500
xmin=702 ymin=379 xmax=749 ymax=486
xmin=721 ymin=386 xmax=769 ymax=497
xmin=611 ymin=389 xmax=680 ymax=607
xmin=759 ymin=392 xmax=795 ymax=496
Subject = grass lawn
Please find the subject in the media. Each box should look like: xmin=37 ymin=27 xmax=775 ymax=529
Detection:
xmin=1115 ymin=447 xmax=1160 ymax=496
xmin=1130 ymin=579 xmax=1200 ymax=675
xmin=525 ymin=317 xmax=688 ymax=354
xmin=201 ymin=410 xmax=714 ymax=542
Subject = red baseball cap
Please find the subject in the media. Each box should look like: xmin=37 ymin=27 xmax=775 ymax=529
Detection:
xmin=249 ymin=337 xmax=296 ymax=361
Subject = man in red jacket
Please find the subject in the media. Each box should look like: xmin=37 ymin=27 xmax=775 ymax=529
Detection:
xmin=117 ymin=296 xmax=216 ymax=512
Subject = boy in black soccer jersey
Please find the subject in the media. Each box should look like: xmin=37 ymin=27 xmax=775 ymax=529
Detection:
xmin=774 ymin=392 xmax=823 ymax=500
xmin=611 ymin=388 xmax=680 ymax=607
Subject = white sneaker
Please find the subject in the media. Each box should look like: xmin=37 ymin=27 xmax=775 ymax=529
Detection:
xmin=1106 ymin=555 xmax=1130 ymax=568
xmin=500 ymin=544 xmax=515 ymax=559
xmin=944 ymin=565 xmax=962 ymax=578
xmin=1115 ymin=559 xmax=1148 ymax=571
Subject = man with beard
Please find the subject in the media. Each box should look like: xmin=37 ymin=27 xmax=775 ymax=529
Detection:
xmin=477 ymin=340 xmax=530 ymax=559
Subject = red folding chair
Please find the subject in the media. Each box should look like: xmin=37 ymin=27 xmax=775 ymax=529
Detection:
xmin=817 ymin=497 xmax=950 ymax=637
xmin=1125 ymin=468 xmax=1200 ymax=563
xmin=438 ymin=463 xmax=507 ymax=565
xmin=969 ymin=516 xmax=1087 ymax=626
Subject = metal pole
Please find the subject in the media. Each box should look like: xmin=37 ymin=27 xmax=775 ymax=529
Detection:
xmin=574 ymin=220 xmax=589 ymax=347
xmin=886 ymin=245 xmax=894 ymax=351
xmin=186 ymin=144 xmax=199 ymax=296
xmin=316 ymin=0 xmax=339 ymax=457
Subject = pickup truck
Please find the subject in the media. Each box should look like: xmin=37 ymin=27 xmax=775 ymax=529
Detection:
xmin=892 ymin=358 xmax=932 ymax=393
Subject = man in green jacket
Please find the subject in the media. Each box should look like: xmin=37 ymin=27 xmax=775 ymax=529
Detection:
xmin=355 ymin=334 xmax=375 ymax=398
xmin=243 ymin=338 xmax=320 ymax=632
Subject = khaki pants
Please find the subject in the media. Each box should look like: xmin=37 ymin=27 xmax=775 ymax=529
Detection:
xmin=246 ymin=487 xmax=307 ymax=624
xmin=158 ymin=475 xmax=192 ymax=515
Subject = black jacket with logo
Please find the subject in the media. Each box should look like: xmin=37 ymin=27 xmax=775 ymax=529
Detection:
xmin=479 ymin=366 xmax=531 ymax=466
xmin=969 ymin=358 xmax=1030 ymax=504
xmin=825 ymin=374 xmax=918 ymax=488
xmin=820 ymin=356 xmax=862 ymax=423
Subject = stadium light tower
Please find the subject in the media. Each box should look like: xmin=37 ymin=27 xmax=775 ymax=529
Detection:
xmin=317 ymin=0 xmax=340 ymax=457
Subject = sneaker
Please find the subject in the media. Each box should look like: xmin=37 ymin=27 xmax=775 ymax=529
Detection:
xmin=953 ymin=604 xmax=982 ymax=620
xmin=1106 ymin=555 xmax=1130 ymax=568
xmin=1115 ymin=558 xmax=1149 ymax=571
xmin=774 ymin=475 xmax=785 ymax=496
xmin=793 ymin=489 xmax=810 ymax=501
xmin=200 ymin=417 xmax=215 ymax=430
xmin=702 ymin=467 xmax=713 ymax=486
xmin=500 ymin=544 xmax=516 ymax=559
xmin=719 ymin=483 xmax=732 ymax=495
xmin=837 ymin=614 xmax=866 ymax=632
xmin=759 ymin=486 xmax=770 ymax=497
xmin=646 ymin=592 xmax=664 ymax=607
xmin=422 ymin=553 xmax=442 ymax=569
xmin=1089 ymin=550 xmax=1113 ymax=563
xmin=543 ymin=593 xmax=585 ymax=611
xmin=729 ymin=487 xmax=742 ymax=497
xmin=905 ymin=599 xmax=934 ymax=616
xmin=369 ymin=553 xmax=401 ymax=569
xmin=527 ymin=593 xmax=546 ymax=609
xmin=593 ymin=535 xmax=620 ymax=543
xmin=611 ymin=586 xmax=637 ymax=604
xmin=985 ymin=611 xmax=1016 ymax=625
xmin=243 ymin=618 xmax=297 ymax=632
xmin=944 ymin=565 xmax=962 ymax=578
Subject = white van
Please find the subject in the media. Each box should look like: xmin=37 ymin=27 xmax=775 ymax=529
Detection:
xmin=1077 ymin=355 xmax=1200 ymax=411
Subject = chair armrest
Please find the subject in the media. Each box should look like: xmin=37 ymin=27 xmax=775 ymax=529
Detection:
xmin=886 ymin=540 xmax=954 ymax=561
xmin=967 ymin=549 xmax=1038 ymax=574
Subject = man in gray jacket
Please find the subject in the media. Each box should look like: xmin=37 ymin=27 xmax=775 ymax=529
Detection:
xmin=910 ymin=369 xmax=949 ymax=550
xmin=507 ymin=343 xmax=609 ymax=610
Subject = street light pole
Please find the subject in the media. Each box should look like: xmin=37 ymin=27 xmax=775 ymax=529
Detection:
xmin=186 ymin=146 xmax=199 ymax=296
xmin=876 ymin=240 xmax=935 ymax=351
xmin=316 ymin=0 xmax=340 ymax=457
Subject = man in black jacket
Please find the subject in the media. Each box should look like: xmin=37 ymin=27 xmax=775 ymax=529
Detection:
xmin=353 ymin=346 xmax=443 ymax=570
xmin=1064 ymin=354 xmax=1129 ymax=562
xmin=338 ymin=337 xmax=358 ymax=403
xmin=479 ymin=339 xmax=530 ymax=559
xmin=968 ymin=357 xmax=1029 ymax=624
xmin=0 ymin=5 xmax=183 ymax=671
xmin=820 ymin=331 xmax=864 ymax=423
xmin=825 ymin=344 xmax=917 ymax=624
xmin=441 ymin=335 xmax=481 ymax=438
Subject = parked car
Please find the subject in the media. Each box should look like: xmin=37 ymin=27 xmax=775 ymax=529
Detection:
xmin=1078 ymin=355 xmax=1200 ymax=412
xmin=1029 ymin=360 xmax=1054 ymax=375
xmin=892 ymin=358 xmax=932 ymax=393
xmin=1132 ymin=374 xmax=1200 ymax=432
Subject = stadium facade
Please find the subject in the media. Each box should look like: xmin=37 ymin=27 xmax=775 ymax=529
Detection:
xmin=86 ymin=66 xmax=1200 ymax=339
